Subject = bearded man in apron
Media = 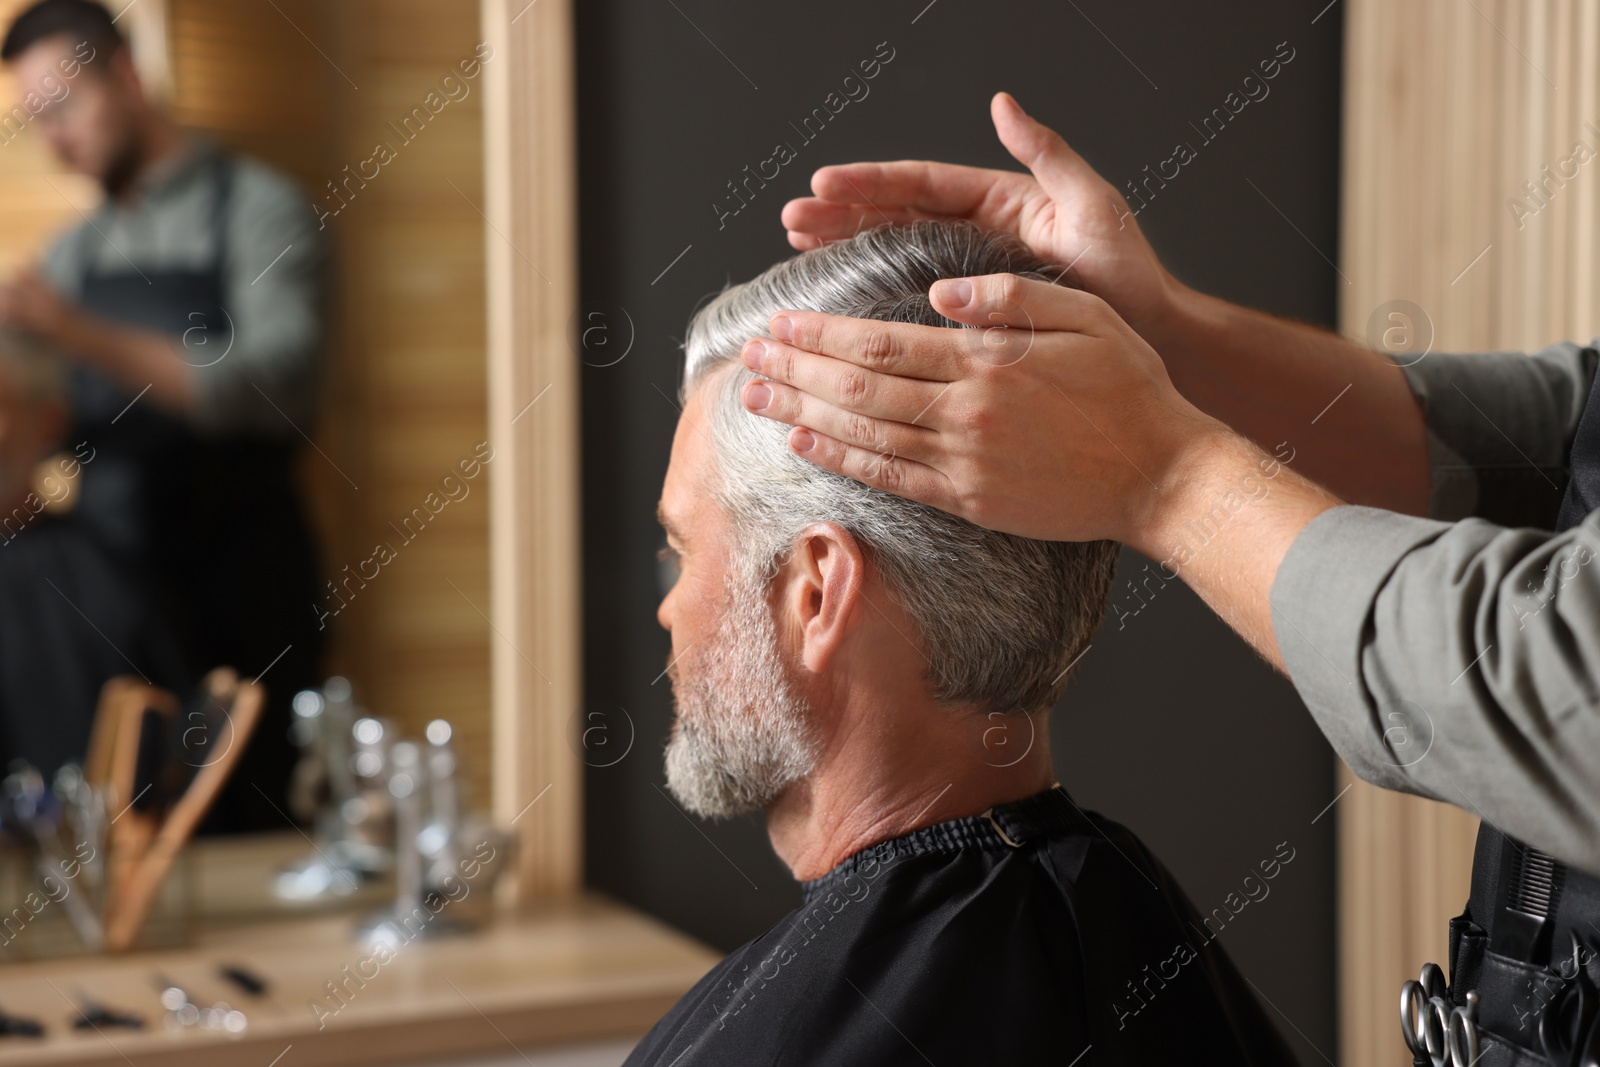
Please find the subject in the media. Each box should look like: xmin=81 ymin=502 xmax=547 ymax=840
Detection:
xmin=0 ymin=0 xmax=327 ymax=831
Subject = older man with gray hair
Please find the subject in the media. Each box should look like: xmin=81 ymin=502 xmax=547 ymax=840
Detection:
xmin=629 ymin=221 xmax=1298 ymax=1066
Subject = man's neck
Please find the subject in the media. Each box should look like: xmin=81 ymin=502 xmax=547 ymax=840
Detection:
xmin=765 ymin=703 xmax=1057 ymax=881
xmin=112 ymin=117 xmax=187 ymax=203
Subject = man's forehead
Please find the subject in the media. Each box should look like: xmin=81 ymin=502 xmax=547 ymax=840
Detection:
xmin=659 ymin=380 xmax=712 ymax=536
xmin=14 ymin=33 xmax=79 ymax=71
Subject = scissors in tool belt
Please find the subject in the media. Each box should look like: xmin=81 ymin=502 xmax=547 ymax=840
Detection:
xmin=1538 ymin=934 xmax=1600 ymax=1067
xmin=1401 ymin=961 xmax=1481 ymax=1067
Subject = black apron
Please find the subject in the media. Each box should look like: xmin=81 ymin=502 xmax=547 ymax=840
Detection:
xmin=1438 ymin=368 xmax=1600 ymax=1065
xmin=69 ymin=151 xmax=324 ymax=831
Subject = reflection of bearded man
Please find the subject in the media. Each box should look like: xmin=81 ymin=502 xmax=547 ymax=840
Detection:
xmin=665 ymin=547 xmax=816 ymax=819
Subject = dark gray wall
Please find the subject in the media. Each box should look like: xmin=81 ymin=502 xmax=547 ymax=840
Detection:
xmin=574 ymin=2 xmax=1343 ymax=1062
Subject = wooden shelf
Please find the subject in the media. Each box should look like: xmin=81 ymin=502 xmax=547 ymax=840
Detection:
xmin=0 ymin=895 xmax=716 ymax=1066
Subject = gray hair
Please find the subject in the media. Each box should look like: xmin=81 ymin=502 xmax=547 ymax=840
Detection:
xmin=683 ymin=221 xmax=1119 ymax=715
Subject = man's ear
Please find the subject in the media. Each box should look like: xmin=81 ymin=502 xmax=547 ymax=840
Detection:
xmin=775 ymin=521 xmax=865 ymax=674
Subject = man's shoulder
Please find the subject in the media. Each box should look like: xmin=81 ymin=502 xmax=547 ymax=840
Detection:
xmin=223 ymin=153 xmax=313 ymax=216
xmin=210 ymin=151 xmax=325 ymax=265
xmin=622 ymin=845 xmax=1093 ymax=1066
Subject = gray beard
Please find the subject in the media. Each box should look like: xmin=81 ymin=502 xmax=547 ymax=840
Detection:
xmin=664 ymin=553 xmax=817 ymax=819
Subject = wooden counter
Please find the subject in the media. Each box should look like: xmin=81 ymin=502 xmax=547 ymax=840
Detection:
xmin=0 ymin=895 xmax=718 ymax=1066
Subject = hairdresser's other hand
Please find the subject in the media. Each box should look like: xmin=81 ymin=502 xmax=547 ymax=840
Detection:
xmin=0 ymin=269 xmax=73 ymax=347
xmin=782 ymin=92 xmax=1174 ymax=335
xmin=741 ymin=274 xmax=1229 ymax=546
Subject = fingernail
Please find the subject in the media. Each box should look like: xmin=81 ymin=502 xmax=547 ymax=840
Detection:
xmin=742 ymin=339 xmax=767 ymax=369
xmin=770 ymin=315 xmax=794 ymax=342
xmin=745 ymin=382 xmax=772 ymax=411
xmin=792 ymin=428 xmax=816 ymax=453
xmin=934 ymin=279 xmax=972 ymax=308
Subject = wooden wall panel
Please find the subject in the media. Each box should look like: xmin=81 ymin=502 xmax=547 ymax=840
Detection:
xmin=1340 ymin=1 xmax=1600 ymax=1061
xmin=325 ymin=0 xmax=492 ymax=806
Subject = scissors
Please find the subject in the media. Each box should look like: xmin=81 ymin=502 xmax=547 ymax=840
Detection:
xmin=1538 ymin=934 xmax=1600 ymax=1067
xmin=1401 ymin=962 xmax=1480 ymax=1067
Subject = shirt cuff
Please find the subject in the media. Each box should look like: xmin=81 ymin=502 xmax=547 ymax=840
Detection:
xmin=1269 ymin=504 xmax=1453 ymax=791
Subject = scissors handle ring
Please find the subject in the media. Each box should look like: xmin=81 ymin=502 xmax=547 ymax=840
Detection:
xmin=1426 ymin=996 xmax=1454 ymax=1067
xmin=1400 ymin=980 xmax=1430 ymax=1055
xmin=1452 ymin=1011 xmax=1484 ymax=1067
xmin=1421 ymin=961 xmax=1449 ymax=1000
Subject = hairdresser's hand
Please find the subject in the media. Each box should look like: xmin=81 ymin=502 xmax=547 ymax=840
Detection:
xmin=0 ymin=269 xmax=73 ymax=347
xmin=742 ymin=274 xmax=1228 ymax=546
xmin=782 ymin=92 xmax=1175 ymax=335
xmin=0 ymin=267 xmax=196 ymax=413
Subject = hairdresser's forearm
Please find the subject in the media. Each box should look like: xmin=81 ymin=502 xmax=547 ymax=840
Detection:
xmin=1143 ymin=283 xmax=1430 ymax=516
xmin=60 ymin=315 xmax=195 ymax=414
xmin=1127 ymin=424 xmax=1345 ymax=670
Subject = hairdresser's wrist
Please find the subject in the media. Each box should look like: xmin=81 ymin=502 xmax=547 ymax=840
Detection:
xmin=59 ymin=314 xmax=197 ymax=413
xmin=55 ymin=313 xmax=125 ymax=374
xmin=1125 ymin=411 xmax=1344 ymax=585
xmin=1129 ymin=276 xmax=1209 ymax=364
xmin=1121 ymin=416 xmax=1258 ymax=562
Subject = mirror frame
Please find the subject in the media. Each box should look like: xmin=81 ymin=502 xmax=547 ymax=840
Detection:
xmin=481 ymin=0 xmax=583 ymax=901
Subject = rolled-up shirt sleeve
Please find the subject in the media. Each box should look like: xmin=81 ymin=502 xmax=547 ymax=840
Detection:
xmin=1270 ymin=341 xmax=1600 ymax=875
xmin=1399 ymin=340 xmax=1596 ymax=523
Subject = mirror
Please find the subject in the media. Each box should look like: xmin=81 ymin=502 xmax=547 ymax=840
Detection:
xmin=0 ymin=0 xmax=495 ymax=932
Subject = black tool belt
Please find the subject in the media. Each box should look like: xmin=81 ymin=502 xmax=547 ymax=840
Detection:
xmin=1412 ymin=828 xmax=1600 ymax=1066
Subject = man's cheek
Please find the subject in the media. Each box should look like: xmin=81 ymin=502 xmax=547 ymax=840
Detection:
xmin=685 ymin=573 xmax=731 ymax=642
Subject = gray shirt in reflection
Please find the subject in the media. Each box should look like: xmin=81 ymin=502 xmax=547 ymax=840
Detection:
xmin=39 ymin=135 xmax=327 ymax=436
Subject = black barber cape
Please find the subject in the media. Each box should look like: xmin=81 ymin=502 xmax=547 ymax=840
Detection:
xmin=0 ymin=515 xmax=189 ymax=776
xmin=624 ymin=787 xmax=1299 ymax=1066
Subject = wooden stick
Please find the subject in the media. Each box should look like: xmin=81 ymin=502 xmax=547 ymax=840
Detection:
xmin=104 ymin=671 xmax=265 ymax=952
xmin=104 ymin=684 xmax=176 ymax=931
xmin=85 ymin=676 xmax=147 ymax=794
